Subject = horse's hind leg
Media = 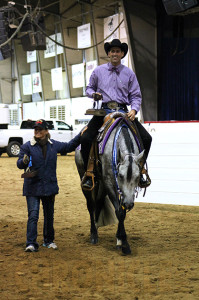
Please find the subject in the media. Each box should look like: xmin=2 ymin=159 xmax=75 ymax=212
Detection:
xmin=116 ymin=208 xmax=131 ymax=255
xmin=85 ymin=194 xmax=98 ymax=244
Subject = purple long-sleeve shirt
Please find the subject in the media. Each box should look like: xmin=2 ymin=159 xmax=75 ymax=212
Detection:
xmin=86 ymin=62 xmax=142 ymax=113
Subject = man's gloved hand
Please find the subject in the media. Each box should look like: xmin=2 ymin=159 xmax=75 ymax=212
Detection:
xmin=92 ymin=92 xmax=103 ymax=101
xmin=23 ymin=154 xmax=30 ymax=165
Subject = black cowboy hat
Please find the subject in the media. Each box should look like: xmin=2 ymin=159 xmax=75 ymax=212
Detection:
xmin=104 ymin=39 xmax=128 ymax=58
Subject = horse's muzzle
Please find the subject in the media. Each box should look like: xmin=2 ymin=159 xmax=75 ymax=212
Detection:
xmin=124 ymin=202 xmax=134 ymax=211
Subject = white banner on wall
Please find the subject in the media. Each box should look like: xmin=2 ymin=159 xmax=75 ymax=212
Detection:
xmin=22 ymin=74 xmax=32 ymax=95
xmin=51 ymin=67 xmax=63 ymax=91
xmin=119 ymin=12 xmax=127 ymax=39
xmin=77 ymin=23 xmax=91 ymax=48
xmin=27 ymin=51 xmax=37 ymax=63
xmin=44 ymin=34 xmax=56 ymax=58
xmin=86 ymin=60 xmax=97 ymax=85
xmin=56 ymin=32 xmax=64 ymax=55
xmin=32 ymin=72 xmax=42 ymax=93
xmin=44 ymin=33 xmax=63 ymax=58
xmin=72 ymin=63 xmax=85 ymax=88
xmin=104 ymin=14 xmax=119 ymax=42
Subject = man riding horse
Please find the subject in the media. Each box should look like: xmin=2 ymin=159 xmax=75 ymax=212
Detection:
xmin=80 ymin=38 xmax=152 ymax=190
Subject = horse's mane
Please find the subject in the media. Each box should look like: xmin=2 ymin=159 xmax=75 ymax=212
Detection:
xmin=120 ymin=126 xmax=134 ymax=153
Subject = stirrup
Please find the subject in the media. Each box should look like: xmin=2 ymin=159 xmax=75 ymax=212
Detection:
xmin=138 ymin=168 xmax=151 ymax=189
xmin=81 ymin=172 xmax=95 ymax=191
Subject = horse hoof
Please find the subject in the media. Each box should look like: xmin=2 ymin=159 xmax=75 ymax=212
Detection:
xmin=122 ymin=246 xmax=131 ymax=255
xmin=90 ymin=234 xmax=98 ymax=244
xmin=122 ymin=242 xmax=131 ymax=255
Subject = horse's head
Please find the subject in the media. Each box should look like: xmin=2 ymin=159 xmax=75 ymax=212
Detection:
xmin=117 ymin=150 xmax=144 ymax=210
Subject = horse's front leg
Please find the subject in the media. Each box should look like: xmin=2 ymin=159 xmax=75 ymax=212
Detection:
xmin=84 ymin=191 xmax=98 ymax=244
xmin=115 ymin=208 xmax=131 ymax=255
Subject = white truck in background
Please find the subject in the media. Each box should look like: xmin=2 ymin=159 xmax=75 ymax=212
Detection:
xmin=0 ymin=105 xmax=78 ymax=157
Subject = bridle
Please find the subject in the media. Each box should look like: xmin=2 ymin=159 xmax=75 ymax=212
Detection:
xmin=112 ymin=122 xmax=140 ymax=211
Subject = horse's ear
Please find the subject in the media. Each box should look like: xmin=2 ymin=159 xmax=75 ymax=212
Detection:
xmin=134 ymin=150 xmax=145 ymax=164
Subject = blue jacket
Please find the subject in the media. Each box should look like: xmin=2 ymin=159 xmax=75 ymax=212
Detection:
xmin=17 ymin=134 xmax=80 ymax=197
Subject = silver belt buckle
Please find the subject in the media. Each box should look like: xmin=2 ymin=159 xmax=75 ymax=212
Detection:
xmin=107 ymin=101 xmax=118 ymax=110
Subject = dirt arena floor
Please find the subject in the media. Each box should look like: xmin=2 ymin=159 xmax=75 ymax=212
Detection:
xmin=0 ymin=153 xmax=199 ymax=300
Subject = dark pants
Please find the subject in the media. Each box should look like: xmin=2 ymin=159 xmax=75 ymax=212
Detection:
xmin=80 ymin=109 xmax=152 ymax=170
xmin=133 ymin=118 xmax=152 ymax=159
xmin=26 ymin=195 xmax=55 ymax=248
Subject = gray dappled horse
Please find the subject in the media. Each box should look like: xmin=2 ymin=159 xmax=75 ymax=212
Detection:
xmin=75 ymin=113 xmax=144 ymax=255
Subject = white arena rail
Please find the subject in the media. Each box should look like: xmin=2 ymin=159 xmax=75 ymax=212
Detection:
xmin=136 ymin=121 xmax=199 ymax=206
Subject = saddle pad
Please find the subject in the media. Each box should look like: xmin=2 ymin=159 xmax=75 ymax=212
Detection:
xmin=98 ymin=117 xmax=142 ymax=154
xmin=98 ymin=117 xmax=122 ymax=154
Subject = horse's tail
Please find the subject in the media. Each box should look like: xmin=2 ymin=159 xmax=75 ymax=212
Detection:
xmin=95 ymin=196 xmax=118 ymax=228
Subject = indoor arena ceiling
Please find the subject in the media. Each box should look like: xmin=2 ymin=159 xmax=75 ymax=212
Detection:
xmin=1 ymin=0 xmax=60 ymax=15
xmin=0 ymin=0 xmax=96 ymax=15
